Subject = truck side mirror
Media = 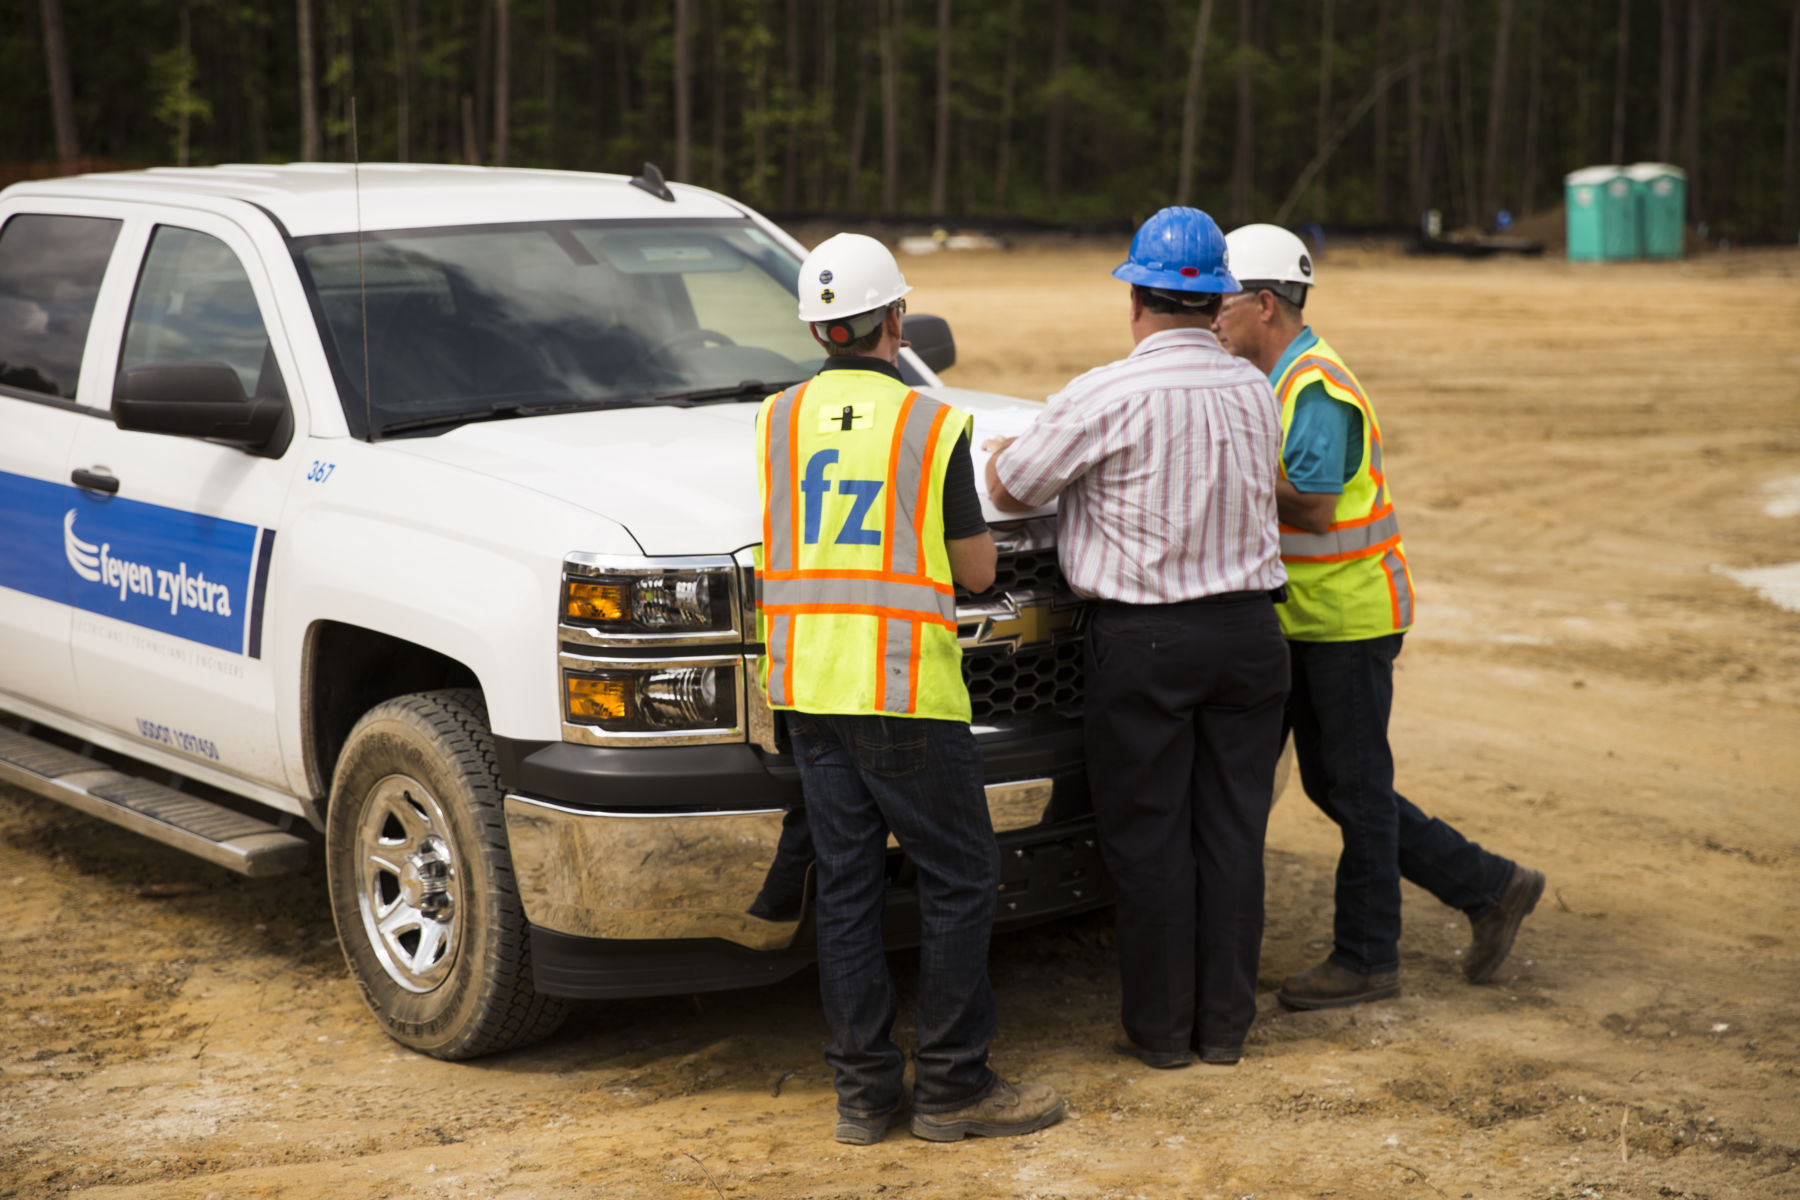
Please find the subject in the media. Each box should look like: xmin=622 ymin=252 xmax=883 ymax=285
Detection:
xmin=901 ymin=314 xmax=956 ymax=375
xmin=112 ymin=362 xmax=292 ymax=458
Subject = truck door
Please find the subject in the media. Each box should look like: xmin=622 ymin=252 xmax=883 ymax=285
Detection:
xmin=0 ymin=207 xmax=125 ymax=720
xmin=67 ymin=214 xmax=300 ymax=788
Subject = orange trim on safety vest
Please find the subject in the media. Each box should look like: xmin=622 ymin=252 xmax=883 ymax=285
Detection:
xmin=1281 ymin=531 xmax=1404 ymax=566
xmin=1278 ymin=356 xmax=1366 ymax=408
xmin=1382 ymin=552 xmax=1404 ymax=629
xmin=873 ymin=623 xmax=890 ymax=712
xmin=781 ymin=609 xmax=797 ymax=706
xmin=760 ymin=393 xmax=778 ymax=568
xmin=912 ymin=405 xmax=952 ymax=561
xmin=756 ymin=566 xmax=955 ymax=592
xmin=1278 ymin=500 xmax=1396 ymax=537
xmin=760 ymin=602 xmax=959 ymax=630
xmin=882 ymin=390 xmax=918 ymax=575
xmin=784 ymin=381 xmax=808 ymax=567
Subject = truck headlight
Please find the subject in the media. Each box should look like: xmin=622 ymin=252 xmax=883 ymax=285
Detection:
xmin=561 ymin=555 xmax=740 ymax=646
xmin=562 ymin=659 xmax=741 ymax=739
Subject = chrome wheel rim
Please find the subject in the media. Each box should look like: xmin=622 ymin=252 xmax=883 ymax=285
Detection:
xmin=354 ymin=774 xmax=461 ymax=994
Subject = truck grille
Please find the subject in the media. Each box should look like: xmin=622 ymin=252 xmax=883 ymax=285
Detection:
xmin=963 ymin=639 xmax=1084 ymax=720
xmin=959 ymin=547 xmax=1062 ymax=603
xmin=958 ymin=546 xmax=1088 ymax=723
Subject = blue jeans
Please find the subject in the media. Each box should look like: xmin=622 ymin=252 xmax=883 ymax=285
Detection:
xmin=785 ymin=712 xmax=1000 ymax=1118
xmin=1286 ymin=633 xmax=1516 ymax=974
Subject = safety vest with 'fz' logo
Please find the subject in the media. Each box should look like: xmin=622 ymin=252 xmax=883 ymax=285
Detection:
xmin=1274 ymin=336 xmax=1416 ymax=642
xmin=755 ymin=369 xmax=974 ymax=721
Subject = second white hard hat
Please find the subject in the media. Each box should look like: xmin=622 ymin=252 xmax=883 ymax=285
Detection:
xmin=1223 ymin=223 xmax=1316 ymax=289
xmin=796 ymin=233 xmax=913 ymax=323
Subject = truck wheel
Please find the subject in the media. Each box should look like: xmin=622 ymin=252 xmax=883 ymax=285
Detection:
xmin=325 ymin=688 xmax=568 ymax=1060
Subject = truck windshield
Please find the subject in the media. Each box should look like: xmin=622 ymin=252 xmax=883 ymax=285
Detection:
xmin=294 ymin=218 xmax=824 ymax=437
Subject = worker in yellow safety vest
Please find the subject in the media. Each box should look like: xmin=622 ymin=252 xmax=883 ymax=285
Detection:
xmin=754 ymin=232 xmax=1062 ymax=1145
xmin=1213 ymin=223 xmax=1545 ymax=1011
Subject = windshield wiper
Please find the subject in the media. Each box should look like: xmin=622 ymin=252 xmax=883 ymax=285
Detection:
xmin=378 ymin=396 xmax=639 ymax=436
xmin=641 ymin=379 xmax=805 ymax=407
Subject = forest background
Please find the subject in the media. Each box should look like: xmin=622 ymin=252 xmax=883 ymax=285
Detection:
xmin=4 ymin=0 xmax=1800 ymax=240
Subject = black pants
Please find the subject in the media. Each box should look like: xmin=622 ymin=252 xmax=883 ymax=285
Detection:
xmin=1084 ymin=594 xmax=1290 ymax=1055
xmin=1285 ymin=634 xmax=1515 ymax=974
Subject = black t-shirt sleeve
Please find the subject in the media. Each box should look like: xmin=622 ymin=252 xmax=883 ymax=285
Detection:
xmin=941 ymin=431 xmax=989 ymax=540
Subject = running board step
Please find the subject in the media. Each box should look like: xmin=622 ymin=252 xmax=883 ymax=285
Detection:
xmin=0 ymin=726 xmax=309 ymax=877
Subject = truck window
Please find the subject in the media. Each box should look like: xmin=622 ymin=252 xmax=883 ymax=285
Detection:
xmin=120 ymin=226 xmax=287 ymax=401
xmin=295 ymin=218 xmax=820 ymax=436
xmin=0 ymin=213 xmax=122 ymax=400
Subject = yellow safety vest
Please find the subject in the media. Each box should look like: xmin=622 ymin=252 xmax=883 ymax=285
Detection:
xmin=1274 ymin=336 xmax=1416 ymax=642
xmin=755 ymin=369 xmax=973 ymax=721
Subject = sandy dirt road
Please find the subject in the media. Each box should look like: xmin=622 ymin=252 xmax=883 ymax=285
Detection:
xmin=3 ymin=246 xmax=1799 ymax=1200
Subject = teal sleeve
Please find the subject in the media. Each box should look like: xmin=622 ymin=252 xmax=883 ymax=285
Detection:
xmin=1282 ymin=381 xmax=1363 ymax=494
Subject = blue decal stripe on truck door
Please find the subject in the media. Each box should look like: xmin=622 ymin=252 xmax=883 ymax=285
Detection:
xmin=1 ymin=468 xmax=261 ymax=655
xmin=246 ymin=528 xmax=277 ymax=660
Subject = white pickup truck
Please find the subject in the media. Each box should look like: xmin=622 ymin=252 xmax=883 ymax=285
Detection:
xmin=0 ymin=164 xmax=1105 ymax=1059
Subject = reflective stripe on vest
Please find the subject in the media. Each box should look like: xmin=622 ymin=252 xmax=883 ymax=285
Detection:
xmin=755 ymin=371 xmax=970 ymax=719
xmin=1275 ymin=337 xmax=1414 ymax=640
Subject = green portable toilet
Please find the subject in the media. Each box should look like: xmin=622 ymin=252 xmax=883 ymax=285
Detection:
xmin=1627 ymin=162 xmax=1686 ymax=259
xmin=1564 ymin=165 xmax=1640 ymax=261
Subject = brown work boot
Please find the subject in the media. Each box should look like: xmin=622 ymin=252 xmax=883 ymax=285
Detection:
xmin=1277 ymin=958 xmax=1401 ymax=1010
xmin=1464 ymin=864 xmax=1546 ymax=983
xmin=910 ymin=1077 xmax=1064 ymax=1142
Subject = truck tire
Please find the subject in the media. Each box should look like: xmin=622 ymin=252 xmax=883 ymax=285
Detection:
xmin=325 ymin=688 xmax=568 ymax=1060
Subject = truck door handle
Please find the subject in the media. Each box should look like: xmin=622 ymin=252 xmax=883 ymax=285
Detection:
xmin=71 ymin=468 xmax=120 ymax=494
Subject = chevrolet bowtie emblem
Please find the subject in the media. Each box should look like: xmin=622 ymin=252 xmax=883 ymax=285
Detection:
xmin=970 ymin=595 xmax=1079 ymax=654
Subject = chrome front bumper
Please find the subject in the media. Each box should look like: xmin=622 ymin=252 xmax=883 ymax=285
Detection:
xmin=503 ymin=777 xmax=1057 ymax=951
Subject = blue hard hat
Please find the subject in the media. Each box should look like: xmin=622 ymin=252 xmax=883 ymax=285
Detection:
xmin=1112 ymin=206 xmax=1241 ymax=294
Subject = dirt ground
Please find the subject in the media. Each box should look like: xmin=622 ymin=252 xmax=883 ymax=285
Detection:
xmin=4 ymin=245 xmax=1799 ymax=1200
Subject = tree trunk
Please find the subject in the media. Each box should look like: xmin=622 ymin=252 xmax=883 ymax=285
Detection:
xmin=1374 ymin=0 xmax=1391 ymax=219
xmin=475 ymin=0 xmax=493 ymax=162
xmin=752 ymin=1 xmax=770 ymax=205
xmin=1176 ymin=0 xmax=1216 ymax=206
xmin=880 ymin=0 xmax=902 ymax=214
xmin=1231 ymin=0 xmax=1253 ymax=222
xmin=1406 ymin=0 xmax=1424 ymax=216
xmin=1482 ymin=0 xmax=1516 ymax=222
xmin=298 ymin=0 xmax=320 ymax=159
xmin=1314 ymin=0 xmax=1333 ymax=219
xmin=1785 ymin=0 xmax=1799 ymax=230
xmin=783 ymin=0 xmax=800 ymax=208
xmin=392 ymin=0 xmax=417 ymax=162
xmin=1680 ymin=0 xmax=1706 ymax=218
xmin=494 ymin=0 xmax=511 ymax=165
xmin=994 ymin=0 xmax=1021 ymax=213
xmin=930 ymin=0 xmax=950 ymax=214
xmin=1657 ymin=0 xmax=1677 ymax=161
xmin=674 ymin=0 xmax=692 ymax=178
xmin=1710 ymin=1 xmax=1731 ymax=223
xmin=846 ymin=5 xmax=873 ymax=210
xmin=711 ymin=0 xmax=726 ymax=188
xmin=176 ymin=3 xmax=192 ymax=167
xmin=811 ymin=0 xmax=837 ymax=208
xmin=1045 ymin=0 xmax=1068 ymax=204
xmin=1519 ymin=0 xmax=1543 ymax=214
xmin=543 ymin=0 xmax=557 ymax=162
xmin=39 ymin=0 xmax=79 ymax=170
xmin=462 ymin=94 xmax=480 ymax=164
xmin=1421 ymin=0 xmax=1453 ymax=221
xmin=1611 ymin=0 xmax=1631 ymax=164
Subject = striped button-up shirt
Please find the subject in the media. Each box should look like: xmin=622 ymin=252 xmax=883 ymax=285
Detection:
xmin=993 ymin=327 xmax=1286 ymax=605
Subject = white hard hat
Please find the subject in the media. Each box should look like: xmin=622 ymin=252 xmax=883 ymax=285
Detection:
xmin=796 ymin=233 xmax=912 ymax=324
xmin=1223 ymin=223 xmax=1315 ymax=289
